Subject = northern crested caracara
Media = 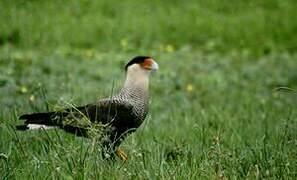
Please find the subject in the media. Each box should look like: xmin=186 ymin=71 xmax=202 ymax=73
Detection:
xmin=16 ymin=56 xmax=158 ymax=161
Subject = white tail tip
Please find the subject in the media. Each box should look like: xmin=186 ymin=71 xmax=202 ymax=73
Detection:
xmin=27 ymin=124 xmax=55 ymax=130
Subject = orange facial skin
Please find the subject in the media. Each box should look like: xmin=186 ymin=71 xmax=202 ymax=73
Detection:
xmin=141 ymin=58 xmax=154 ymax=70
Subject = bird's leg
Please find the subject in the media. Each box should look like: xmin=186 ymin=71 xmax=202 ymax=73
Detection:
xmin=101 ymin=135 xmax=127 ymax=161
xmin=101 ymin=143 xmax=128 ymax=162
xmin=116 ymin=148 xmax=128 ymax=162
xmin=101 ymin=131 xmax=129 ymax=161
xmin=112 ymin=133 xmax=129 ymax=162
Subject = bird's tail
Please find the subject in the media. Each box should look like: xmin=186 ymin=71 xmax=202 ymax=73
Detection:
xmin=16 ymin=112 xmax=58 ymax=130
xmin=16 ymin=124 xmax=56 ymax=130
xmin=16 ymin=111 xmax=89 ymax=137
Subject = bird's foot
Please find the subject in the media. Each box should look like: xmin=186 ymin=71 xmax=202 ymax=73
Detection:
xmin=116 ymin=148 xmax=128 ymax=162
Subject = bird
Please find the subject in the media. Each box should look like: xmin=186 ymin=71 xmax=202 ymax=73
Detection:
xmin=16 ymin=56 xmax=158 ymax=161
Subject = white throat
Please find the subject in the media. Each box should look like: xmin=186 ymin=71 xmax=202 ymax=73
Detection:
xmin=123 ymin=64 xmax=149 ymax=91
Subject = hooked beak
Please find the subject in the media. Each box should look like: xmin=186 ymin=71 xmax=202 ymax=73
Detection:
xmin=151 ymin=60 xmax=159 ymax=71
xmin=143 ymin=58 xmax=159 ymax=71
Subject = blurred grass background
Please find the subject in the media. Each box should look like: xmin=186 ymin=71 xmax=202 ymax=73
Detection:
xmin=1 ymin=0 xmax=297 ymax=55
xmin=0 ymin=0 xmax=297 ymax=179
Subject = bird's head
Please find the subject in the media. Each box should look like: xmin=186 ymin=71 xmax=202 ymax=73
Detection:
xmin=123 ymin=56 xmax=158 ymax=89
xmin=125 ymin=56 xmax=158 ymax=73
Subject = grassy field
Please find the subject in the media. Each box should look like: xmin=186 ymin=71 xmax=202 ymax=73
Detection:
xmin=1 ymin=0 xmax=297 ymax=179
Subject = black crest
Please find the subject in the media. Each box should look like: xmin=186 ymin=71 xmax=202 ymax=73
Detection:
xmin=125 ymin=56 xmax=151 ymax=71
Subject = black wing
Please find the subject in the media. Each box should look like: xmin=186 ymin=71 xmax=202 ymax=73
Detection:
xmin=17 ymin=99 xmax=137 ymax=137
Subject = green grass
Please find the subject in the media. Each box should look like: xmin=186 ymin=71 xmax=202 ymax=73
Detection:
xmin=1 ymin=0 xmax=297 ymax=55
xmin=1 ymin=0 xmax=297 ymax=179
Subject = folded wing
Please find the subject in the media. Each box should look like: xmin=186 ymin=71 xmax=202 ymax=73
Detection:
xmin=16 ymin=99 xmax=136 ymax=137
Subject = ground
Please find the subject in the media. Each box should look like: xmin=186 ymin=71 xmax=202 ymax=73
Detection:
xmin=0 ymin=0 xmax=297 ymax=179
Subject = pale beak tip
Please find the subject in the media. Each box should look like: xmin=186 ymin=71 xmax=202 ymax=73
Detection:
xmin=151 ymin=61 xmax=159 ymax=71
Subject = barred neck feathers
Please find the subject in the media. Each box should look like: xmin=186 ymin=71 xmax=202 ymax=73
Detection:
xmin=121 ymin=63 xmax=149 ymax=99
xmin=118 ymin=63 xmax=150 ymax=119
